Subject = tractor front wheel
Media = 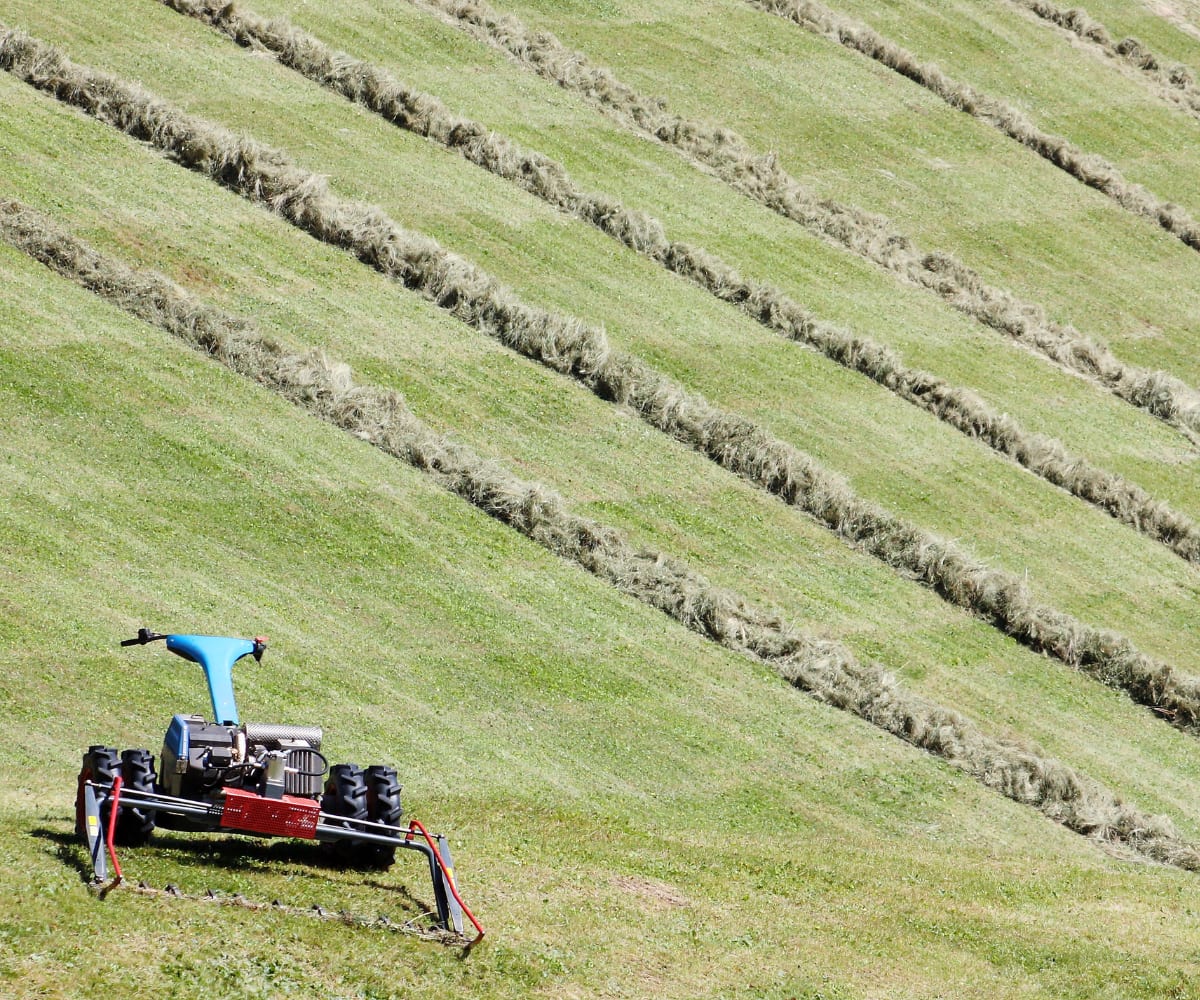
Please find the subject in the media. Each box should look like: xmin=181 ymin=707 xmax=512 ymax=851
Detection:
xmin=117 ymin=749 xmax=157 ymax=845
xmin=76 ymin=745 xmax=119 ymax=838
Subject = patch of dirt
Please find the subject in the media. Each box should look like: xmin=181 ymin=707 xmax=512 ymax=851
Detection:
xmin=613 ymin=874 xmax=688 ymax=909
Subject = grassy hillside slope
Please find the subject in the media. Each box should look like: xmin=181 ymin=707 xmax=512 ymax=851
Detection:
xmin=441 ymin=0 xmax=1200 ymax=381
xmin=9 ymin=185 xmax=1198 ymax=1000
xmin=2 ymin=0 xmax=1200 ymax=996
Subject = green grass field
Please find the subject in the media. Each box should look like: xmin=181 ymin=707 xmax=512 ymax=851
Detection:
xmin=3 ymin=0 xmax=1200 ymax=996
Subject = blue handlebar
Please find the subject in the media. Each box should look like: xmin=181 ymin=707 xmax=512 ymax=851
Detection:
xmin=164 ymin=634 xmax=258 ymax=725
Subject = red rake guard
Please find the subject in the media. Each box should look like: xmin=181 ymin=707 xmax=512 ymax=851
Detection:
xmin=220 ymin=788 xmax=320 ymax=838
xmin=103 ymin=774 xmax=124 ymax=892
xmin=408 ymin=818 xmax=486 ymax=946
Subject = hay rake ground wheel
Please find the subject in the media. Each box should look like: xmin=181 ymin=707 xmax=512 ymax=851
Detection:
xmin=117 ymin=748 xmax=157 ymax=845
xmin=321 ymin=763 xmax=370 ymax=866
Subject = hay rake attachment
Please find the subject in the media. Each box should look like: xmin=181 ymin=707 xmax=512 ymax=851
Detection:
xmin=76 ymin=629 xmax=484 ymax=946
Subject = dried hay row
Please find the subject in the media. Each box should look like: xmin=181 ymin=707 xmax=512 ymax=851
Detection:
xmin=5 ymin=27 xmax=1199 ymax=734
xmin=407 ymin=0 xmax=1200 ymax=438
xmin=750 ymin=0 xmax=1200 ymax=250
xmin=157 ymin=0 xmax=1200 ymax=565
xmin=1008 ymin=0 xmax=1200 ymax=123
xmin=5 ymin=195 xmax=1199 ymax=872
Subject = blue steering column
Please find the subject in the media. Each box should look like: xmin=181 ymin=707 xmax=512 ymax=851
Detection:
xmin=164 ymin=634 xmax=262 ymax=725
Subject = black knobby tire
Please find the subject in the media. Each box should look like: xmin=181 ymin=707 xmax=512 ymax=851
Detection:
xmin=116 ymin=749 xmax=157 ymax=845
xmin=320 ymin=763 xmax=369 ymax=866
xmin=364 ymin=765 xmax=404 ymax=869
xmin=76 ymin=745 xmax=119 ymax=838
xmin=76 ymin=746 xmax=159 ymax=847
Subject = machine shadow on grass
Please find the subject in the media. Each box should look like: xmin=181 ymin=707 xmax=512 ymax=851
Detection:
xmin=30 ymin=824 xmax=441 ymax=926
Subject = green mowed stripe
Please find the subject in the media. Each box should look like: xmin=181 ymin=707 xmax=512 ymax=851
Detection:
xmin=821 ymin=0 xmax=1200 ymax=214
xmin=1005 ymin=0 xmax=1200 ymax=126
xmin=4 ymin=52 xmax=1200 ymax=836
xmin=154 ymin=0 xmax=1200 ymax=572
xmin=1067 ymin=0 xmax=1200 ymax=65
xmin=3 ymin=206 xmax=1200 ymax=1000
xmin=208 ymin=0 xmax=1200 ymax=521
xmin=2 ymin=20 xmax=1198 ymax=697
xmin=747 ymin=0 xmax=1200 ymax=258
xmin=440 ymin=0 xmax=1200 ymax=384
xmin=8 ymin=0 xmax=1198 ymax=517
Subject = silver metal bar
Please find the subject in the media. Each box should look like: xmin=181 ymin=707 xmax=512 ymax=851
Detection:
xmin=315 ymin=811 xmax=449 ymax=847
xmin=315 ymin=823 xmax=428 ymax=849
xmin=82 ymin=780 xmax=107 ymax=881
xmin=85 ymin=782 xmax=220 ymax=820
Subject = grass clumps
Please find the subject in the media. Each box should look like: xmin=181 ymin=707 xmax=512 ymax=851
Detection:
xmin=156 ymin=0 xmax=1200 ymax=566
xmin=6 ymin=195 xmax=1200 ymax=872
xmin=408 ymin=0 xmax=1200 ymax=439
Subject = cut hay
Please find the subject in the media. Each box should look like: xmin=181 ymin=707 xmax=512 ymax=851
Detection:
xmin=6 ymin=195 xmax=1199 ymax=872
xmin=407 ymin=0 xmax=1200 ymax=439
xmin=750 ymin=0 xmax=1200 ymax=252
xmin=5 ymin=27 xmax=1199 ymax=738
xmin=155 ymin=0 xmax=1200 ymax=566
xmin=1010 ymin=0 xmax=1200 ymax=123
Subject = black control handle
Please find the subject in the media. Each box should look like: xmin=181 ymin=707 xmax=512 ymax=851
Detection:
xmin=120 ymin=627 xmax=167 ymax=647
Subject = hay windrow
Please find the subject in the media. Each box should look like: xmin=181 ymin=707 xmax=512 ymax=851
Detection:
xmin=6 ymin=197 xmax=1200 ymax=873
xmin=154 ymin=0 xmax=1200 ymax=566
xmin=1009 ymin=0 xmax=1200 ymax=124
xmin=406 ymin=0 xmax=1200 ymax=439
xmin=5 ymin=27 xmax=1200 ymax=735
xmin=750 ymin=0 xmax=1200 ymax=252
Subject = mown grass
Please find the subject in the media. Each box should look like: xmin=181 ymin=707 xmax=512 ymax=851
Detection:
xmin=19 ymin=190 xmax=1200 ymax=872
xmin=5 ymin=3 xmax=1200 ymax=828
xmin=748 ymin=0 xmax=1200 ymax=258
xmin=1073 ymin=0 xmax=1200 ymax=61
xmin=226 ymin=0 xmax=1200 ymax=494
xmin=810 ymin=0 xmax=1200 ymax=224
xmin=16 ymin=19 xmax=1200 ymax=760
xmin=4 ymin=0 xmax=1200 ymax=995
xmin=214 ymin=0 xmax=1200 ymax=507
xmin=150 ymin=0 xmax=1200 ymax=569
xmin=11 ymin=235 xmax=1200 ymax=999
xmin=458 ymin=0 xmax=1200 ymax=383
xmin=7 ymin=39 xmax=1200 ymax=811
xmin=1006 ymin=0 xmax=1200 ymax=121
xmin=2 ymin=5 xmax=1197 ymax=666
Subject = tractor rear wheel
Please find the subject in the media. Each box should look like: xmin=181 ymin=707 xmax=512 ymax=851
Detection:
xmin=365 ymin=765 xmax=403 ymax=869
xmin=321 ymin=763 xmax=369 ymax=867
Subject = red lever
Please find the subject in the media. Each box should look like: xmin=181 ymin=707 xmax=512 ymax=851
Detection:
xmin=103 ymin=775 xmax=124 ymax=894
xmin=408 ymin=819 xmax=485 ymax=947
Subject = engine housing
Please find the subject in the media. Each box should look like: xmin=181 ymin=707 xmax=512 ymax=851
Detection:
xmin=160 ymin=714 xmax=324 ymax=799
